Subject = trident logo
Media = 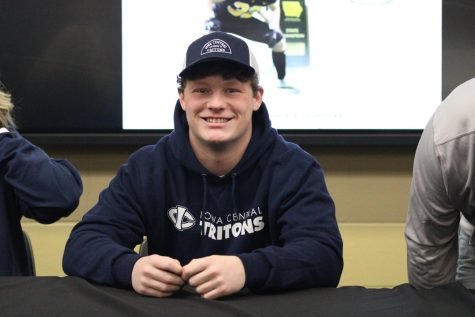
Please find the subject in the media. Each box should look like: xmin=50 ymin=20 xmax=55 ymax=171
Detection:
xmin=167 ymin=205 xmax=196 ymax=231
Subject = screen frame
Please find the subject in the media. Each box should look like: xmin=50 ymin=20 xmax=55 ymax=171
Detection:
xmin=2 ymin=0 xmax=475 ymax=146
xmin=22 ymin=129 xmax=422 ymax=146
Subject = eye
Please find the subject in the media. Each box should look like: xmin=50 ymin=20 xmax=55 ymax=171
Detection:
xmin=225 ymin=88 xmax=241 ymax=94
xmin=192 ymin=88 xmax=208 ymax=94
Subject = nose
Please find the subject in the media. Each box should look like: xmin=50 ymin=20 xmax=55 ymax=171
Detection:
xmin=207 ymin=92 xmax=226 ymax=110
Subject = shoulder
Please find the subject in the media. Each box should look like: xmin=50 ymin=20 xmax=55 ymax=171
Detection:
xmin=429 ymin=78 xmax=475 ymax=176
xmin=267 ymin=136 xmax=321 ymax=175
xmin=433 ymin=78 xmax=475 ymax=145
xmin=0 ymin=129 xmax=40 ymax=153
xmin=273 ymin=136 xmax=315 ymax=162
xmin=129 ymin=135 xmax=170 ymax=160
xmin=0 ymin=128 xmax=13 ymax=144
xmin=122 ymin=136 xmax=172 ymax=173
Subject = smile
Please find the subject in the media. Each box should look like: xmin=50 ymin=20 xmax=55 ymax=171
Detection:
xmin=205 ymin=118 xmax=229 ymax=123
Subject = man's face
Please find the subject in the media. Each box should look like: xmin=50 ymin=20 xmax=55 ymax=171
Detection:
xmin=179 ymin=74 xmax=263 ymax=150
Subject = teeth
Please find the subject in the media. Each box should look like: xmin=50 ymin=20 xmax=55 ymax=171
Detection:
xmin=206 ymin=118 xmax=228 ymax=123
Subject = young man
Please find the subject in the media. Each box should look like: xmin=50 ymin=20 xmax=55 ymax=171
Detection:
xmin=63 ymin=31 xmax=343 ymax=299
xmin=405 ymin=78 xmax=475 ymax=290
xmin=0 ymin=87 xmax=83 ymax=276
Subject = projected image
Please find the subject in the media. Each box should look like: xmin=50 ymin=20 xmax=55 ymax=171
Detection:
xmin=204 ymin=0 xmax=302 ymax=90
xmin=122 ymin=0 xmax=441 ymax=130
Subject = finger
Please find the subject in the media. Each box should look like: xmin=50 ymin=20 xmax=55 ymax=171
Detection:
xmin=151 ymin=255 xmax=183 ymax=276
xmin=144 ymin=278 xmax=183 ymax=293
xmin=141 ymin=262 xmax=185 ymax=286
xmin=157 ymin=271 xmax=186 ymax=287
xmin=134 ymin=277 xmax=179 ymax=297
xmin=194 ymin=279 xmax=218 ymax=296
xmin=182 ymin=258 xmax=207 ymax=281
xmin=151 ymin=271 xmax=186 ymax=288
xmin=139 ymin=286 xmax=175 ymax=298
xmin=201 ymin=287 xmax=224 ymax=300
xmin=187 ymin=269 xmax=213 ymax=288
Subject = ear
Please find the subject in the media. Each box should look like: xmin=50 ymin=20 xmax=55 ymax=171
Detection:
xmin=178 ymin=92 xmax=186 ymax=111
xmin=253 ymin=86 xmax=264 ymax=111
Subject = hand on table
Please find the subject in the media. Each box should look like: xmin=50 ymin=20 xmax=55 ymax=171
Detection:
xmin=132 ymin=254 xmax=185 ymax=298
xmin=182 ymin=255 xmax=245 ymax=299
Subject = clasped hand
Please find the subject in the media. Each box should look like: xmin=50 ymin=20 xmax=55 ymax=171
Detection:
xmin=131 ymin=254 xmax=245 ymax=299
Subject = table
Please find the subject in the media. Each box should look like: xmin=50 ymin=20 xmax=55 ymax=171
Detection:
xmin=0 ymin=277 xmax=474 ymax=316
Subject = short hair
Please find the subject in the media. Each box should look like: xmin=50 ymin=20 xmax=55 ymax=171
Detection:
xmin=0 ymin=89 xmax=15 ymax=129
xmin=177 ymin=61 xmax=260 ymax=97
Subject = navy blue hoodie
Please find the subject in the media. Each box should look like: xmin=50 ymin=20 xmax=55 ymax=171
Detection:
xmin=63 ymin=102 xmax=343 ymax=291
xmin=0 ymin=130 xmax=82 ymax=276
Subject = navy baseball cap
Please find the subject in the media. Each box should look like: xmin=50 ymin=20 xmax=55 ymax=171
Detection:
xmin=179 ymin=31 xmax=259 ymax=78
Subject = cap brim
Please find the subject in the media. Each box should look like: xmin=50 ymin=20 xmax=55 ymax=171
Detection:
xmin=179 ymin=58 xmax=256 ymax=78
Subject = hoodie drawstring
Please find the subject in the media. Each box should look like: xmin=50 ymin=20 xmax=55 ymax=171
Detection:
xmin=231 ymin=173 xmax=237 ymax=213
xmin=201 ymin=174 xmax=208 ymax=214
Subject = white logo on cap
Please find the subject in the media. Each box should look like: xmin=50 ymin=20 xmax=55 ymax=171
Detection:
xmin=201 ymin=39 xmax=232 ymax=55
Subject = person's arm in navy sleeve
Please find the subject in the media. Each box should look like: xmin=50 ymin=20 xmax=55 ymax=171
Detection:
xmin=239 ymin=155 xmax=343 ymax=291
xmin=0 ymin=130 xmax=82 ymax=223
xmin=63 ymin=156 xmax=144 ymax=287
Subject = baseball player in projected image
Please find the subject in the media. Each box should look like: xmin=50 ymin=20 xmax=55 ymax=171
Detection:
xmin=205 ymin=0 xmax=295 ymax=90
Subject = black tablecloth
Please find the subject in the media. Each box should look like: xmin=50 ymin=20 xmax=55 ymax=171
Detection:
xmin=0 ymin=277 xmax=474 ymax=317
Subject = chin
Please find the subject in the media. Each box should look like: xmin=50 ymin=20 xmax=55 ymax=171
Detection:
xmin=206 ymin=133 xmax=234 ymax=144
xmin=207 ymin=138 xmax=227 ymax=144
xmin=204 ymin=133 xmax=229 ymax=144
xmin=207 ymin=140 xmax=229 ymax=151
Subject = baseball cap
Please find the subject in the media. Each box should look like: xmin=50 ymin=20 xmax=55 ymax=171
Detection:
xmin=179 ymin=31 xmax=259 ymax=78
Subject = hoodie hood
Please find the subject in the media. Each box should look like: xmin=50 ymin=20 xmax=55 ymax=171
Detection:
xmin=169 ymin=100 xmax=277 ymax=176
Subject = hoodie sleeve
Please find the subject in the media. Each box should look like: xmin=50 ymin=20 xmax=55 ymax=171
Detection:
xmin=0 ymin=130 xmax=82 ymax=223
xmin=237 ymin=152 xmax=343 ymax=291
xmin=63 ymin=153 xmax=145 ymax=288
